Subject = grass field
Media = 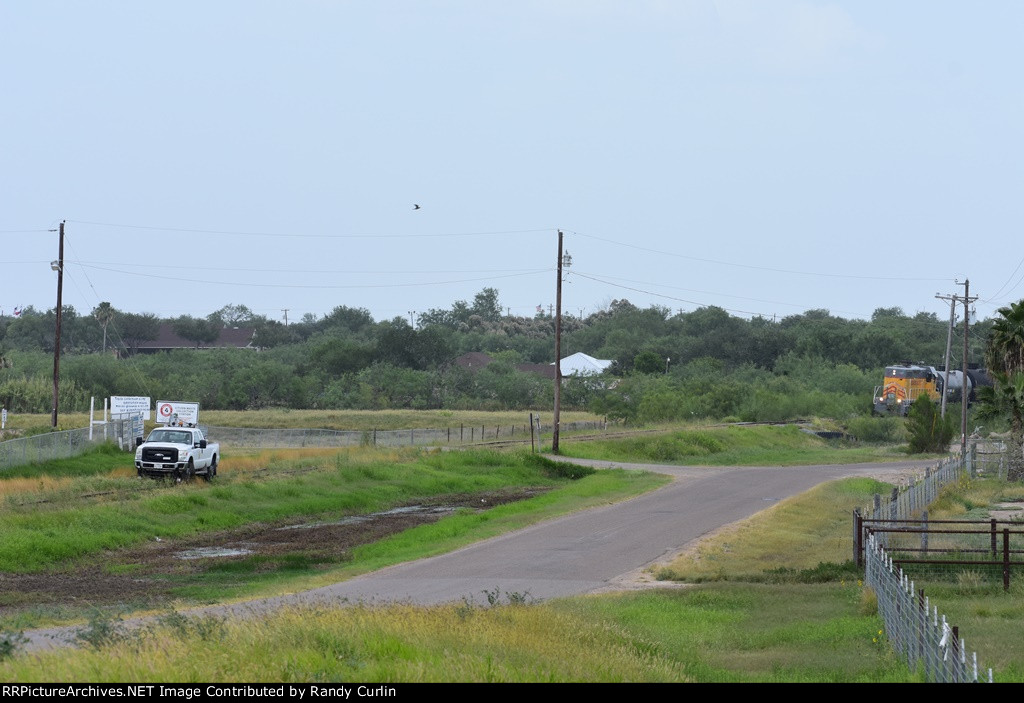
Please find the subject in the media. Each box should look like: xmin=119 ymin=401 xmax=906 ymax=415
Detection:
xmin=0 ymin=443 xmax=667 ymax=630
xmin=555 ymin=423 xmax=927 ymax=465
xmin=6 ymin=408 xmax=605 ymax=433
xmin=0 ymin=468 xmax=920 ymax=683
xmin=0 ymin=420 xmax=1016 ymax=682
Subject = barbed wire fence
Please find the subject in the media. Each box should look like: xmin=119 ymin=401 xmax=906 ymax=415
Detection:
xmin=205 ymin=420 xmax=607 ymax=450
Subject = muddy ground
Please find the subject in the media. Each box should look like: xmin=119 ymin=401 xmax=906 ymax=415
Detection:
xmin=0 ymin=488 xmax=547 ymax=614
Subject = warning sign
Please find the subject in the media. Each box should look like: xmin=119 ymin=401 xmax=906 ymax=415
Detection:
xmin=111 ymin=396 xmax=151 ymax=420
xmin=155 ymin=401 xmax=200 ymax=426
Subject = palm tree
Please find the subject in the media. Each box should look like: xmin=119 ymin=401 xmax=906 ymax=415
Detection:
xmin=984 ymin=299 xmax=1024 ymax=480
xmin=92 ymin=302 xmax=115 ymax=354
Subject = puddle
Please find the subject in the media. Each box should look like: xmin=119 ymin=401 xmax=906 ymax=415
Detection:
xmin=278 ymin=505 xmax=457 ymax=531
xmin=176 ymin=547 xmax=253 ymax=560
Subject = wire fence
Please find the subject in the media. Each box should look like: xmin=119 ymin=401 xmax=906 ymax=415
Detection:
xmin=0 ymin=419 xmax=607 ymax=468
xmin=864 ymin=533 xmax=991 ymax=683
xmin=855 ymin=450 xmax=998 ymax=682
xmin=0 ymin=418 xmax=134 ymax=471
xmin=861 ymin=518 xmax=1024 ymax=590
xmin=854 ymin=454 xmax=965 ymax=550
xmin=204 ymin=420 xmax=608 ymax=450
xmin=972 ymin=439 xmax=1012 ymax=479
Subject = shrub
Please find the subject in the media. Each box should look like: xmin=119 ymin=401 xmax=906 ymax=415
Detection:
xmin=906 ymin=396 xmax=954 ymax=453
xmin=846 ymin=415 xmax=904 ymax=443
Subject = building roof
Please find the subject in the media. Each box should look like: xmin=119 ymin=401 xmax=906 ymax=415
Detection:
xmin=453 ymin=351 xmax=611 ymax=379
xmin=556 ymin=352 xmax=614 ymax=376
xmin=453 ymin=352 xmax=494 ymax=370
xmin=135 ymin=324 xmax=257 ymax=352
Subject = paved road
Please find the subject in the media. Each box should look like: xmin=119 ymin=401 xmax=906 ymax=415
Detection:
xmin=21 ymin=457 xmax=936 ymax=651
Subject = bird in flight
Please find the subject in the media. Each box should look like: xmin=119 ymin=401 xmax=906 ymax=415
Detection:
xmin=413 ymin=204 xmax=421 ymax=210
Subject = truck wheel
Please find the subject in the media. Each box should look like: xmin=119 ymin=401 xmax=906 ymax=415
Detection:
xmin=204 ymin=456 xmax=217 ymax=482
xmin=186 ymin=459 xmax=196 ymax=482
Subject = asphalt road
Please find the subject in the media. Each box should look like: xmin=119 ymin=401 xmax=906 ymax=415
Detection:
xmin=20 ymin=457 xmax=937 ymax=651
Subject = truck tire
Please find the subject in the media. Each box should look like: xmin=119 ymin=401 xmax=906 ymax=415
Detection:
xmin=186 ymin=458 xmax=195 ymax=482
xmin=204 ymin=455 xmax=218 ymax=482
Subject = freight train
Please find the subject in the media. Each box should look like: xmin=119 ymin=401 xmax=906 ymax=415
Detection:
xmin=872 ymin=362 xmax=991 ymax=416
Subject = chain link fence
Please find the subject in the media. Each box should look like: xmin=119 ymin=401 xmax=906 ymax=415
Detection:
xmin=205 ymin=420 xmax=607 ymax=450
xmin=0 ymin=418 xmax=135 ymax=471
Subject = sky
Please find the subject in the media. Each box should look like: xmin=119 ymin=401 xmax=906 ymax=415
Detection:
xmin=2 ymin=1 xmax=1022 ymax=328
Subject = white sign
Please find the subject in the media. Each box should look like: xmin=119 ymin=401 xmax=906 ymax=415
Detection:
xmin=155 ymin=400 xmax=200 ymax=426
xmin=111 ymin=396 xmax=152 ymax=420
xmin=1 ymin=408 xmax=6 ymax=429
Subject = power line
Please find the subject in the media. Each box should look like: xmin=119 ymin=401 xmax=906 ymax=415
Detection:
xmin=570 ymin=270 xmax=768 ymax=318
xmin=73 ymin=262 xmax=550 ymax=290
xmin=570 ymin=230 xmax=952 ymax=282
xmin=66 ymin=219 xmax=554 ymax=239
xmin=69 ymin=260 xmax=545 ymax=275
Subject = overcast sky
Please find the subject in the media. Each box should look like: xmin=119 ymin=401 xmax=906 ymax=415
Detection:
xmin=3 ymin=1 xmax=1021 ymax=327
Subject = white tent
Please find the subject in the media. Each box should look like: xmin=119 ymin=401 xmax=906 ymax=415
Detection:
xmin=556 ymin=352 xmax=613 ymax=376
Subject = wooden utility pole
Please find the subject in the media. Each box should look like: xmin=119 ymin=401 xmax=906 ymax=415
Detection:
xmin=959 ymin=279 xmax=976 ymax=458
xmin=51 ymin=221 xmax=65 ymax=428
xmin=553 ymin=230 xmax=564 ymax=454
xmin=935 ymin=293 xmax=957 ymax=418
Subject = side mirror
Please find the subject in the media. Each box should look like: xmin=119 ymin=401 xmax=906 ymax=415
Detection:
xmin=135 ymin=437 xmax=144 ymax=448
xmin=199 ymin=439 xmax=208 ymax=449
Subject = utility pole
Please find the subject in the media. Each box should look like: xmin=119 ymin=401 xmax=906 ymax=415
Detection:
xmin=958 ymin=279 xmax=977 ymax=458
xmin=935 ymin=293 xmax=957 ymax=418
xmin=552 ymin=230 xmax=571 ymax=454
xmin=281 ymin=309 xmax=289 ymax=325
xmin=408 ymin=311 xmax=416 ymax=328
xmin=51 ymin=221 xmax=65 ymax=428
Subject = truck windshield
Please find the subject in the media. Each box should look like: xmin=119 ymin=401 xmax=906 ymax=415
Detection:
xmin=148 ymin=430 xmax=192 ymax=444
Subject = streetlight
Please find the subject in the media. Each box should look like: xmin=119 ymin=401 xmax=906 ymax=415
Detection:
xmin=665 ymin=357 xmax=671 ymax=374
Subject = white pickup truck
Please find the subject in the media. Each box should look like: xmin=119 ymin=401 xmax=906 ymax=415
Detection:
xmin=135 ymin=427 xmax=219 ymax=481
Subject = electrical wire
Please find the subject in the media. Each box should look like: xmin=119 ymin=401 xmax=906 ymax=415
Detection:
xmin=570 ymin=230 xmax=953 ymax=282
xmin=66 ymin=219 xmax=555 ymax=239
xmin=71 ymin=262 xmax=550 ymax=289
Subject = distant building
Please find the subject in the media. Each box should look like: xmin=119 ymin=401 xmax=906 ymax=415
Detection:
xmin=134 ymin=324 xmax=257 ymax=354
xmin=556 ymin=352 xmax=614 ymax=376
xmin=452 ymin=351 xmax=612 ymax=380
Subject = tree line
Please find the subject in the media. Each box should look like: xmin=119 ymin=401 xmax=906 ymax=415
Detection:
xmin=0 ymin=289 xmax=997 ymax=424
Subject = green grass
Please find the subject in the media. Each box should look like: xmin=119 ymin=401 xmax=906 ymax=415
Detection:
xmin=2 ymin=425 xmax=1015 ymax=681
xmin=558 ymin=424 xmax=926 ymax=466
xmin=9 ymin=409 xmax=604 ymax=433
xmin=870 ymin=475 xmax=1024 ymax=681
xmin=551 ymin=586 xmax=913 ymax=682
xmin=0 ymin=442 xmax=134 ymax=479
xmin=0 ymin=449 xmax=661 ymax=575
xmin=660 ymin=477 xmax=892 ymax=582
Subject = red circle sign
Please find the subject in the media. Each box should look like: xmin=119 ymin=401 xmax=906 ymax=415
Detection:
xmin=158 ymin=403 xmax=173 ymax=418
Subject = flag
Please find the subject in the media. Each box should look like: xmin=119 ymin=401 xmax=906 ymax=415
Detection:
xmin=12 ymin=306 xmax=21 ymax=317
xmin=536 ymin=305 xmax=543 ymax=313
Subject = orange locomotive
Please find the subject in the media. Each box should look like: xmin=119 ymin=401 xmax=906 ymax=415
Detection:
xmin=872 ymin=363 xmax=978 ymax=416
